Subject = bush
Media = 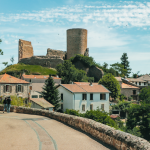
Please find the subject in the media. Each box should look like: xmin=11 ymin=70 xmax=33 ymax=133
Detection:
xmin=128 ymin=97 xmax=132 ymax=101
xmin=65 ymin=109 xmax=80 ymax=116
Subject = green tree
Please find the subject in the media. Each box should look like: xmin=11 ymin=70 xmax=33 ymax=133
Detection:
xmin=102 ymin=62 xmax=108 ymax=69
xmin=120 ymin=53 xmax=131 ymax=77
xmin=139 ymin=87 xmax=150 ymax=104
xmin=98 ymin=73 xmax=120 ymax=99
xmin=126 ymin=103 xmax=150 ymax=141
xmin=41 ymin=75 xmax=60 ymax=111
xmin=10 ymin=56 xmax=14 ymax=65
xmin=56 ymin=60 xmax=86 ymax=84
xmin=110 ymin=62 xmax=127 ymax=77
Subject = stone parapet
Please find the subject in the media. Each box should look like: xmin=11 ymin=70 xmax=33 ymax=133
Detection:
xmin=0 ymin=105 xmax=150 ymax=150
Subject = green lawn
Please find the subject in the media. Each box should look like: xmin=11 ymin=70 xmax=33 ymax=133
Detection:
xmin=0 ymin=63 xmax=57 ymax=76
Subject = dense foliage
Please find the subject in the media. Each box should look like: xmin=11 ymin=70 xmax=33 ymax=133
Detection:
xmin=41 ymin=75 xmax=60 ymax=111
xmin=126 ymin=103 xmax=150 ymax=141
xmin=0 ymin=63 xmax=57 ymax=77
xmin=120 ymin=53 xmax=131 ymax=77
xmin=139 ymin=86 xmax=150 ymax=104
xmin=56 ymin=60 xmax=91 ymax=84
xmin=98 ymin=73 xmax=120 ymax=99
xmin=65 ymin=108 xmax=118 ymax=128
xmin=0 ymin=39 xmax=3 ymax=56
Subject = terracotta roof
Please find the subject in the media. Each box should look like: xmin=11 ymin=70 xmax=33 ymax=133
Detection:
xmin=138 ymin=74 xmax=150 ymax=81
xmin=30 ymin=98 xmax=54 ymax=108
xmin=23 ymin=75 xmax=61 ymax=79
xmin=59 ymin=84 xmax=110 ymax=93
xmin=122 ymin=83 xmax=139 ymax=89
xmin=74 ymin=82 xmax=98 ymax=85
xmin=110 ymin=115 xmax=119 ymax=119
xmin=0 ymin=73 xmax=29 ymax=84
xmin=126 ymin=78 xmax=146 ymax=82
xmin=115 ymin=77 xmax=122 ymax=82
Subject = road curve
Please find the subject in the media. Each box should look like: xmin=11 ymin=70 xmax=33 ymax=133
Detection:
xmin=0 ymin=112 xmax=115 ymax=150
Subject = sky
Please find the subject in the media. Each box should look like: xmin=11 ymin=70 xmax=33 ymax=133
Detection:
xmin=0 ymin=0 xmax=150 ymax=76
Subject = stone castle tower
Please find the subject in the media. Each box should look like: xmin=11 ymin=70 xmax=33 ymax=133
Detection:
xmin=18 ymin=39 xmax=33 ymax=61
xmin=67 ymin=28 xmax=88 ymax=59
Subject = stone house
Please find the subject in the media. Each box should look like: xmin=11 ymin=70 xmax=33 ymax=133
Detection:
xmin=0 ymin=73 xmax=30 ymax=98
xmin=115 ymin=77 xmax=140 ymax=100
xmin=57 ymin=83 xmax=110 ymax=113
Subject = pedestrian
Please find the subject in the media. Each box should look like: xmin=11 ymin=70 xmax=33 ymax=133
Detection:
xmin=3 ymin=97 xmax=7 ymax=113
xmin=7 ymin=96 xmax=11 ymax=113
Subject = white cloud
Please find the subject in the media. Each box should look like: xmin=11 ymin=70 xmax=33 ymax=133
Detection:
xmin=0 ymin=1 xmax=150 ymax=27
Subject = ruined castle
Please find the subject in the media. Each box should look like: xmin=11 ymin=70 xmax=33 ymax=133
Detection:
xmin=18 ymin=28 xmax=89 ymax=68
xmin=18 ymin=28 xmax=103 ymax=81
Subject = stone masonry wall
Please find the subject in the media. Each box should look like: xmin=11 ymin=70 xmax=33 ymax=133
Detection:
xmin=0 ymin=105 xmax=149 ymax=150
xmin=0 ymin=84 xmax=29 ymax=98
xmin=67 ymin=28 xmax=87 ymax=59
xmin=46 ymin=48 xmax=66 ymax=60
xmin=18 ymin=39 xmax=33 ymax=61
xmin=19 ymin=56 xmax=64 ymax=68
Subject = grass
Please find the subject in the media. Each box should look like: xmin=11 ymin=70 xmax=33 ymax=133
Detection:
xmin=0 ymin=63 xmax=57 ymax=75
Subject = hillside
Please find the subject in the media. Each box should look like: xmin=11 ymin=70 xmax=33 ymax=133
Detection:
xmin=0 ymin=63 xmax=57 ymax=77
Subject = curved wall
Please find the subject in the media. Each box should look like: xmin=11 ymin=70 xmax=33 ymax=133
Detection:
xmin=0 ymin=105 xmax=150 ymax=150
xmin=67 ymin=28 xmax=87 ymax=59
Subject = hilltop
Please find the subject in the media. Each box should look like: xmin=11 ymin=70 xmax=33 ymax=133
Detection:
xmin=0 ymin=63 xmax=57 ymax=77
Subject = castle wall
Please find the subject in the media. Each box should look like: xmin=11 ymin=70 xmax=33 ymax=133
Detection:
xmin=67 ymin=28 xmax=87 ymax=59
xmin=19 ymin=56 xmax=64 ymax=68
xmin=18 ymin=39 xmax=33 ymax=61
xmin=46 ymin=48 xmax=66 ymax=60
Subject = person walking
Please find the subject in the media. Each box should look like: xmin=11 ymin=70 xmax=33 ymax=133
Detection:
xmin=3 ymin=97 xmax=7 ymax=113
xmin=7 ymin=96 xmax=11 ymax=113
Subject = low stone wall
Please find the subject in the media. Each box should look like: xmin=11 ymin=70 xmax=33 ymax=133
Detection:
xmin=0 ymin=105 xmax=150 ymax=150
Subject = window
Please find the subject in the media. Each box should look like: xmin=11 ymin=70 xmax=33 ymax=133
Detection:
xmin=3 ymin=85 xmax=12 ymax=93
xmin=16 ymin=85 xmax=24 ymax=93
xmin=61 ymin=104 xmax=63 ymax=110
xmin=82 ymin=94 xmax=87 ymax=100
xmin=100 ymin=94 xmax=106 ymax=100
xmin=133 ymin=90 xmax=136 ymax=95
xmin=101 ymin=104 xmax=104 ymax=110
xmin=136 ymin=82 xmax=137 ymax=85
xmin=29 ymin=79 xmax=31 ymax=82
xmin=61 ymin=93 xmax=63 ymax=101
xmin=32 ymin=95 xmax=38 ymax=98
xmin=139 ymin=82 xmax=141 ymax=85
xmin=82 ymin=104 xmax=85 ymax=111
xmin=144 ymin=82 xmax=146 ymax=85
xmin=90 ymin=104 xmax=93 ymax=110
xmin=90 ymin=93 xmax=93 ymax=100
xmin=39 ymin=95 xmax=42 ymax=98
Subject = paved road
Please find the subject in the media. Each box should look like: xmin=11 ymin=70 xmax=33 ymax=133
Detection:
xmin=0 ymin=111 xmax=114 ymax=150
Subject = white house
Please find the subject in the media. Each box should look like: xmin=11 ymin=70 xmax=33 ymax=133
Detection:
xmin=57 ymin=83 xmax=110 ymax=113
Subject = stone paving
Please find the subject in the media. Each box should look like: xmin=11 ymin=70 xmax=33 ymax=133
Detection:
xmin=0 ymin=111 xmax=114 ymax=150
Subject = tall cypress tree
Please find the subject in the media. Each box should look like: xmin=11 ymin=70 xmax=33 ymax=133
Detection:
xmin=41 ymin=75 xmax=60 ymax=111
xmin=120 ymin=53 xmax=131 ymax=77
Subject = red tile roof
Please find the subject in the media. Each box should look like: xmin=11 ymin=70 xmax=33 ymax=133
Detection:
xmin=0 ymin=73 xmax=29 ymax=84
xmin=74 ymin=82 xmax=98 ymax=85
xmin=126 ymin=78 xmax=146 ymax=82
xmin=122 ymin=83 xmax=139 ymax=89
xmin=23 ymin=75 xmax=61 ymax=79
xmin=59 ymin=84 xmax=110 ymax=93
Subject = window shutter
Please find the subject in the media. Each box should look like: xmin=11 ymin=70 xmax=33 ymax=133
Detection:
xmin=85 ymin=94 xmax=87 ymax=100
xmin=3 ymin=85 xmax=6 ymax=93
xmin=16 ymin=85 xmax=18 ymax=93
xmin=21 ymin=85 xmax=24 ymax=92
xmin=10 ymin=85 xmax=12 ymax=93
xmin=82 ymin=94 xmax=84 ymax=100
xmin=104 ymin=94 xmax=106 ymax=100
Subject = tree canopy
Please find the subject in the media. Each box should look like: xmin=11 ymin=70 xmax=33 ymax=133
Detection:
xmin=56 ymin=60 xmax=87 ymax=84
xmin=120 ymin=53 xmax=131 ymax=77
xmin=41 ymin=75 xmax=60 ymax=111
xmin=139 ymin=86 xmax=150 ymax=104
xmin=98 ymin=73 xmax=120 ymax=99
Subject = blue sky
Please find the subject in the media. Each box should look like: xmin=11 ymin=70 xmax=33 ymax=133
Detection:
xmin=0 ymin=0 xmax=150 ymax=76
